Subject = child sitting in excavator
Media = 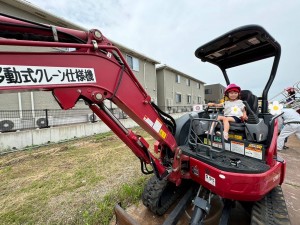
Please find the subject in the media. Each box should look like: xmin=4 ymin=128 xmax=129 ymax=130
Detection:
xmin=207 ymin=83 xmax=248 ymax=140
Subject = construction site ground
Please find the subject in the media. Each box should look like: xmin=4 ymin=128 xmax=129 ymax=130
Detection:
xmin=117 ymin=134 xmax=300 ymax=225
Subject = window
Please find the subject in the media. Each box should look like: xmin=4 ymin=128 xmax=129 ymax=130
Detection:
xmin=187 ymin=95 xmax=191 ymax=104
xmin=176 ymin=75 xmax=180 ymax=83
xmin=186 ymin=78 xmax=190 ymax=86
xmin=175 ymin=93 xmax=182 ymax=103
xmin=205 ymin=89 xmax=212 ymax=94
xmin=126 ymin=55 xmax=139 ymax=71
xmin=198 ymin=96 xmax=202 ymax=104
xmin=220 ymin=88 xmax=224 ymax=94
xmin=196 ymin=83 xmax=200 ymax=89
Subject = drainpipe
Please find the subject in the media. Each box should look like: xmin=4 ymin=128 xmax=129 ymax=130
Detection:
xmin=18 ymin=92 xmax=22 ymax=118
xmin=144 ymin=62 xmax=147 ymax=90
xmin=31 ymin=92 xmax=35 ymax=118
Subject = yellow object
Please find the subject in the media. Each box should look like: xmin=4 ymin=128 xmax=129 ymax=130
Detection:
xmin=159 ymin=129 xmax=167 ymax=139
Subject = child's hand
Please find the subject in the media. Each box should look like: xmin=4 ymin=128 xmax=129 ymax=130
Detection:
xmin=241 ymin=115 xmax=248 ymax=121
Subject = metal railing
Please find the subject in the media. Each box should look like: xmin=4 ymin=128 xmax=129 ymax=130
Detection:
xmin=269 ymin=81 xmax=300 ymax=111
xmin=163 ymin=105 xmax=194 ymax=114
xmin=0 ymin=108 xmax=128 ymax=133
xmin=0 ymin=105 xmax=196 ymax=133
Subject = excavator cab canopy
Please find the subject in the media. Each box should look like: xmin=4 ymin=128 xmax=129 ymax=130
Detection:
xmin=195 ymin=24 xmax=281 ymax=113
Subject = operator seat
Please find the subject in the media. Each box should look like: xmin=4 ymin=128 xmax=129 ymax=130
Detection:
xmin=229 ymin=90 xmax=259 ymax=131
xmin=229 ymin=90 xmax=269 ymax=143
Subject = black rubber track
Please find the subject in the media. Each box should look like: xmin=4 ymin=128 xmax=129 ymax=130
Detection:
xmin=142 ymin=175 xmax=190 ymax=216
xmin=251 ymin=185 xmax=291 ymax=225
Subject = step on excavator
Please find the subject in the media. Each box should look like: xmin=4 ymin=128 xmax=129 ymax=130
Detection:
xmin=0 ymin=13 xmax=290 ymax=224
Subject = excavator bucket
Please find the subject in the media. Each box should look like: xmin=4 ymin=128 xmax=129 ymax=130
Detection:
xmin=114 ymin=204 xmax=140 ymax=225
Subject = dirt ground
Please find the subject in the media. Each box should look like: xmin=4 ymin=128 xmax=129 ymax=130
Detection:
xmin=116 ymin=134 xmax=300 ymax=225
xmin=280 ymin=134 xmax=300 ymax=225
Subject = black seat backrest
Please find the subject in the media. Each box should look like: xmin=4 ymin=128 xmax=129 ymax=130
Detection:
xmin=240 ymin=90 xmax=258 ymax=114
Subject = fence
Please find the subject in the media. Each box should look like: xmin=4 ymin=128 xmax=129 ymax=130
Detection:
xmin=163 ymin=105 xmax=194 ymax=114
xmin=0 ymin=105 xmax=197 ymax=133
xmin=0 ymin=108 xmax=128 ymax=133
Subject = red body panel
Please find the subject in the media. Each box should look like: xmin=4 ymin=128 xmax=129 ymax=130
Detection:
xmin=189 ymin=157 xmax=285 ymax=201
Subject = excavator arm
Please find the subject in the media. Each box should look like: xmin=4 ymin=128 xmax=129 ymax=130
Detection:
xmin=0 ymin=14 xmax=184 ymax=184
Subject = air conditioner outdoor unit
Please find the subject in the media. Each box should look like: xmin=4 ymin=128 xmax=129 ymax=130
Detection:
xmin=0 ymin=118 xmax=22 ymax=132
xmin=34 ymin=116 xmax=53 ymax=128
xmin=87 ymin=113 xmax=100 ymax=122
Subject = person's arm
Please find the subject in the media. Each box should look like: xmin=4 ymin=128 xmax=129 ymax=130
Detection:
xmin=241 ymin=108 xmax=248 ymax=121
xmin=207 ymin=102 xmax=223 ymax=107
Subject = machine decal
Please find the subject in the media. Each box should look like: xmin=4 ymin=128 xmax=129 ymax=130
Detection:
xmin=107 ymin=52 xmax=112 ymax=58
xmin=143 ymin=116 xmax=166 ymax=139
xmin=159 ymin=129 xmax=167 ymax=139
xmin=228 ymin=133 xmax=243 ymax=140
xmin=0 ymin=65 xmax=96 ymax=86
xmin=231 ymin=141 xmax=244 ymax=155
xmin=153 ymin=119 xmax=163 ymax=133
xmin=273 ymin=174 xmax=280 ymax=183
xmin=205 ymin=174 xmax=216 ymax=186
xmin=143 ymin=116 xmax=154 ymax=127
xmin=212 ymin=142 xmax=222 ymax=149
xmin=245 ymin=146 xmax=263 ymax=160
xmin=191 ymin=166 xmax=199 ymax=176
xmin=225 ymin=142 xmax=231 ymax=151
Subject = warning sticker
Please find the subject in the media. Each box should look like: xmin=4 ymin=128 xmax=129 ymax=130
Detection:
xmin=159 ymin=129 xmax=167 ymax=139
xmin=144 ymin=116 xmax=165 ymax=139
xmin=153 ymin=119 xmax=163 ymax=133
xmin=143 ymin=116 xmax=154 ymax=127
xmin=205 ymin=174 xmax=216 ymax=186
xmin=225 ymin=142 xmax=231 ymax=151
xmin=212 ymin=142 xmax=222 ymax=148
xmin=228 ymin=133 xmax=242 ymax=140
xmin=234 ymin=135 xmax=243 ymax=140
xmin=231 ymin=141 xmax=244 ymax=155
xmin=204 ymin=138 xmax=211 ymax=145
xmin=245 ymin=147 xmax=263 ymax=160
xmin=248 ymin=144 xmax=263 ymax=149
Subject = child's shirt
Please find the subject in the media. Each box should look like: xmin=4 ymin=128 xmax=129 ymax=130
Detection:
xmin=223 ymin=100 xmax=245 ymax=117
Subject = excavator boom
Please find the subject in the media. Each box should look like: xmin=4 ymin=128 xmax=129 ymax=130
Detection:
xmin=0 ymin=13 xmax=183 ymax=183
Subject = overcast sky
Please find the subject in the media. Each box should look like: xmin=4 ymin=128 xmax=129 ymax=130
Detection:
xmin=28 ymin=0 xmax=299 ymax=99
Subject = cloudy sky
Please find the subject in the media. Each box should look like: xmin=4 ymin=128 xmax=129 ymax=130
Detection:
xmin=28 ymin=0 xmax=299 ymax=99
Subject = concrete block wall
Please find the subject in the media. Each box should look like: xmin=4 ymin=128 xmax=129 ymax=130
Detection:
xmin=0 ymin=113 xmax=187 ymax=153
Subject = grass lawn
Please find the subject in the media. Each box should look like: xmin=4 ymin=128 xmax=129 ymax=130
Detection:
xmin=0 ymin=127 xmax=154 ymax=225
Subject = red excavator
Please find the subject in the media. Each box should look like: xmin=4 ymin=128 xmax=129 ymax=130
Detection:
xmin=0 ymin=13 xmax=290 ymax=224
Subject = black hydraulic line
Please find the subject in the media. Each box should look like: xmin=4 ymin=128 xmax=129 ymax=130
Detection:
xmin=111 ymin=65 xmax=125 ymax=100
xmin=151 ymin=102 xmax=176 ymax=135
xmin=0 ymin=12 xmax=86 ymax=43
xmin=140 ymin=160 xmax=153 ymax=175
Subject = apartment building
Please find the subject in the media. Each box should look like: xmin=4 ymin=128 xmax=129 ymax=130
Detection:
xmin=156 ymin=65 xmax=205 ymax=113
xmin=204 ymin=83 xmax=226 ymax=103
